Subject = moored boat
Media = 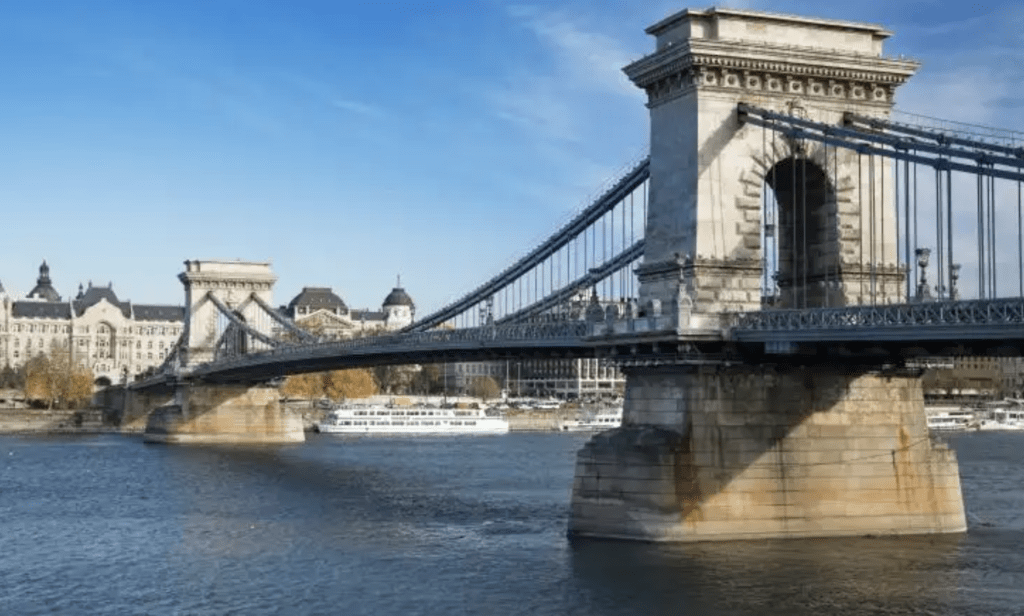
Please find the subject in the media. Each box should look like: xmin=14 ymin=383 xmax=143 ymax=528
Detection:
xmin=559 ymin=407 xmax=622 ymax=432
xmin=926 ymin=406 xmax=974 ymax=431
xmin=316 ymin=405 xmax=509 ymax=435
xmin=977 ymin=408 xmax=1024 ymax=431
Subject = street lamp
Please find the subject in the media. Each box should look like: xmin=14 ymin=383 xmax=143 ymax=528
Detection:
xmin=915 ymin=248 xmax=932 ymax=302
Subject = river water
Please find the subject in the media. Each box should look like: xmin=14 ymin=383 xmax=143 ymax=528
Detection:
xmin=1 ymin=430 xmax=1022 ymax=615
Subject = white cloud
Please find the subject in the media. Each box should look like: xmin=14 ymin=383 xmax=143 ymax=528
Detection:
xmin=506 ymin=4 xmax=640 ymax=98
xmin=485 ymin=4 xmax=646 ymax=144
xmin=330 ymin=98 xmax=385 ymax=119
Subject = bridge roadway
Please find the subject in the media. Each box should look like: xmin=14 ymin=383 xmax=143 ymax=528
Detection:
xmin=135 ymin=296 xmax=1024 ymax=387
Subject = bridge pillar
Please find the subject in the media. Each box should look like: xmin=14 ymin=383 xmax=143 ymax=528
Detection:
xmin=179 ymin=260 xmax=277 ymax=368
xmin=143 ymin=381 xmax=303 ymax=444
xmin=571 ymin=9 xmax=965 ymax=541
xmin=569 ymin=365 xmax=965 ymax=541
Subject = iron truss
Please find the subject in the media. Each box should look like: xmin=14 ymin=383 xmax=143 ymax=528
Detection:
xmin=731 ymin=298 xmax=1024 ymax=343
xmin=738 ymin=103 xmax=1024 ymax=182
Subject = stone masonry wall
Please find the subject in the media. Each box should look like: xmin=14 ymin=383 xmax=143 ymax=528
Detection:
xmin=144 ymin=383 xmax=304 ymax=444
xmin=569 ymin=365 xmax=966 ymax=541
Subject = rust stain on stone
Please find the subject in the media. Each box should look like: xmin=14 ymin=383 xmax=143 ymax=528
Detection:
xmin=673 ymin=417 xmax=705 ymax=525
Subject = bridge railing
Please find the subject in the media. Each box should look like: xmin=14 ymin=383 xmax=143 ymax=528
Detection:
xmin=731 ymin=297 xmax=1024 ymax=342
xmin=189 ymin=319 xmax=591 ymax=374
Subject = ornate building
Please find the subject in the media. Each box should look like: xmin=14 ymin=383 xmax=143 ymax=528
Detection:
xmin=283 ymin=281 xmax=415 ymax=337
xmin=0 ymin=262 xmax=184 ymax=384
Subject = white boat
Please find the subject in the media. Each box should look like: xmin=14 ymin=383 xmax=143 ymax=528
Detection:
xmin=560 ymin=408 xmax=622 ymax=432
xmin=926 ymin=406 xmax=974 ymax=431
xmin=316 ymin=405 xmax=509 ymax=435
xmin=977 ymin=408 xmax=1024 ymax=431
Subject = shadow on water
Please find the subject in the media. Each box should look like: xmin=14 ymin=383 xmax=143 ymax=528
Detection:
xmin=568 ymin=534 xmax=970 ymax=616
xmin=148 ymin=437 xmax=566 ymax=558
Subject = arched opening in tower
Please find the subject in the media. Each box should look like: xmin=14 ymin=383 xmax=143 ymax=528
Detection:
xmin=762 ymin=156 xmax=839 ymax=309
xmin=232 ymin=311 xmax=248 ymax=355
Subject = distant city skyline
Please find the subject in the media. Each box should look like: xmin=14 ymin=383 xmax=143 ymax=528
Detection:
xmin=2 ymin=1 xmax=1020 ymax=312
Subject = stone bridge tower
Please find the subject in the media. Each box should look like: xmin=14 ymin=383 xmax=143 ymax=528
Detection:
xmin=626 ymin=8 xmax=918 ymax=316
xmin=130 ymin=259 xmax=302 ymax=445
xmin=178 ymin=260 xmax=277 ymax=368
xmin=569 ymin=9 xmax=965 ymax=543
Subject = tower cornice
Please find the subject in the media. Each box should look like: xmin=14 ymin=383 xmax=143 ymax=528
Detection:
xmin=625 ymin=39 xmax=919 ymax=108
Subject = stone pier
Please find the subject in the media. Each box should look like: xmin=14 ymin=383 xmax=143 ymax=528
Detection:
xmin=569 ymin=366 xmax=965 ymax=541
xmin=569 ymin=8 xmax=965 ymax=541
xmin=143 ymin=382 xmax=304 ymax=444
xmin=133 ymin=259 xmax=303 ymax=444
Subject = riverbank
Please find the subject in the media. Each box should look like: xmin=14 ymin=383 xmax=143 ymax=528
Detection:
xmin=0 ymin=408 xmax=116 ymax=434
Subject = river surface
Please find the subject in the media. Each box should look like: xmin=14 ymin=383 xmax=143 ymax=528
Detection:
xmin=1 ymin=430 xmax=1022 ymax=615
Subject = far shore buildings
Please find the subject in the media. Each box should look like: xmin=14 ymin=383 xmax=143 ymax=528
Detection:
xmin=282 ymin=282 xmax=416 ymax=336
xmin=0 ymin=262 xmax=184 ymax=384
xmin=0 ymin=263 xmax=419 ymax=385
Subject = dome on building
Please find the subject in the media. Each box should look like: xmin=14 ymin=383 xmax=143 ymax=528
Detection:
xmin=383 ymin=286 xmax=414 ymax=308
xmin=26 ymin=260 xmax=61 ymax=302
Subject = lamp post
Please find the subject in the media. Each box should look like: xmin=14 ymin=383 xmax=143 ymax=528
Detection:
xmin=915 ymin=248 xmax=932 ymax=302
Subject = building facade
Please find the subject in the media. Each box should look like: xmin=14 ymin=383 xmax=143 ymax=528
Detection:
xmin=0 ymin=262 xmax=184 ymax=384
xmin=444 ymin=291 xmax=627 ymax=400
xmin=283 ymin=282 xmax=415 ymax=338
xmin=445 ymin=357 xmax=624 ymax=400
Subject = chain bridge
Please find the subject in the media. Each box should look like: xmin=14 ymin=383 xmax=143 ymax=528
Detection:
xmin=122 ymin=8 xmax=1024 ymax=543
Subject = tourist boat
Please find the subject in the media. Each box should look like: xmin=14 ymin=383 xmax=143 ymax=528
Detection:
xmin=976 ymin=408 xmax=1024 ymax=431
xmin=559 ymin=407 xmax=623 ymax=432
xmin=316 ymin=405 xmax=509 ymax=435
xmin=925 ymin=407 xmax=974 ymax=431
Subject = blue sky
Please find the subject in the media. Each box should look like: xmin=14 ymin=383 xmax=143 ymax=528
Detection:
xmin=1 ymin=1 xmax=1021 ymax=311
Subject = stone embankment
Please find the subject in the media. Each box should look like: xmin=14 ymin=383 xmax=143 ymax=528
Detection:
xmin=0 ymin=408 xmax=116 ymax=434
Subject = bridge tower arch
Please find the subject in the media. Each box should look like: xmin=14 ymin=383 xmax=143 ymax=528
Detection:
xmin=760 ymin=150 xmax=839 ymax=308
xmin=625 ymin=8 xmax=917 ymax=321
xmin=177 ymin=260 xmax=277 ymax=368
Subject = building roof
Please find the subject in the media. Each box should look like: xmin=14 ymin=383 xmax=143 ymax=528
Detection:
xmin=27 ymin=261 xmax=60 ymax=302
xmin=12 ymin=301 xmax=72 ymax=319
xmin=382 ymin=286 xmax=414 ymax=308
xmin=73 ymin=282 xmax=131 ymax=317
xmin=133 ymin=305 xmax=186 ymax=322
xmin=287 ymin=286 xmax=347 ymax=314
